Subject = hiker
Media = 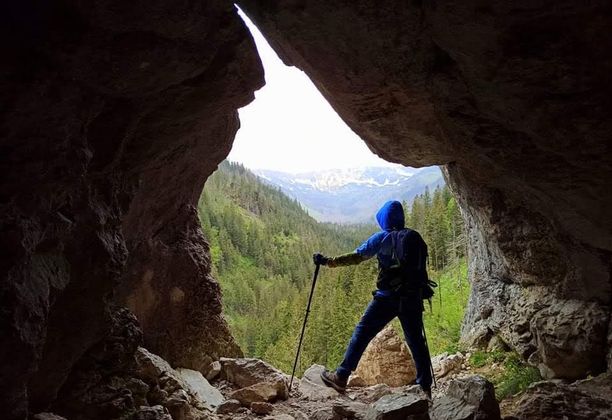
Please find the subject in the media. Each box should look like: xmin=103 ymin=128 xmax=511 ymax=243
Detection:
xmin=313 ymin=200 xmax=433 ymax=397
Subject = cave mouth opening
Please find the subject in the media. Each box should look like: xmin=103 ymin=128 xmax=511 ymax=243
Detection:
xmin=195 ymin=9 xmax=470 ymax=374
xmin=5 ymin=2 xmax=612 ymax=417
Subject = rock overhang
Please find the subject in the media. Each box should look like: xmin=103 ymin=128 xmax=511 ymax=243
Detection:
xmin=1 ymin=1 xmax=611 ymax=418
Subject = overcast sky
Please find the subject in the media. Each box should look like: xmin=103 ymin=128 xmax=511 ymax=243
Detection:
xmin=227 ymin=10 xmax=396 ymax=173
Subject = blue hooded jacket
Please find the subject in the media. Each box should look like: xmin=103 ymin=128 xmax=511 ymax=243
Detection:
xmin=355 ymin=200 xmax=405 ymax=296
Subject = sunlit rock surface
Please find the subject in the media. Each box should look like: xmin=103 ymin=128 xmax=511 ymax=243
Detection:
xmin=349 ymin=325 xmax=417 ymax=387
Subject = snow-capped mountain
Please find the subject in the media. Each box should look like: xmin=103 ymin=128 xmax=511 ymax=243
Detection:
xmin=254 ymin=166 xmax=444 ymax=223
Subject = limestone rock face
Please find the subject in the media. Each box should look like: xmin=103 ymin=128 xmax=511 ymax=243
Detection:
xmin=1 ymin=1 xmax=262 ymax=417
xmin=237 ymin=0 xmax=612 ymax=379
xmin=350 ymin=325 xmax=416 ymax=387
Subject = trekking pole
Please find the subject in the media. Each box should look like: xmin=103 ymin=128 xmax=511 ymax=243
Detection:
xmin=421 ymin=323 xmax=437 ymax=388
xmin=288 ymin=263 xmax=321 ymax=392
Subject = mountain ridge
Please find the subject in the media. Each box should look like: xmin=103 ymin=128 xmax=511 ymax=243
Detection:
xmin=252 ymin=165 xmax=444 ymax=223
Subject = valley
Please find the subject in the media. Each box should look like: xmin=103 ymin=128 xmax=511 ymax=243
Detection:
xmin=254 ymin=165 xmax=444 ymax=223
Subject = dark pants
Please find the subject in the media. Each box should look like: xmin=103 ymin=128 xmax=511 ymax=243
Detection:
xmin=336 ymin=296 xmax=433 ymax=390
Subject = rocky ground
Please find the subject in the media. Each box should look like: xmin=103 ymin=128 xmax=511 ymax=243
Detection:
xmin=31 ymin=323 xmax=612 ymax=419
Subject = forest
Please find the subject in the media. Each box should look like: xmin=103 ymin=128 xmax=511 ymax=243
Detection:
xmin=198 ymin=161 xmax=468 ymax=374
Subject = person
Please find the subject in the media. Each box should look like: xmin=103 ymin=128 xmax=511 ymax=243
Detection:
xmin=313 ymin=200 xmax=433 ymax=397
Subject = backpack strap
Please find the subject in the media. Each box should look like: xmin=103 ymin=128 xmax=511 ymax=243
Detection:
xmin=390 ymin=230 xmax=399 ymax=264
xmin=393 ymin=228 xmax=412 ymax=266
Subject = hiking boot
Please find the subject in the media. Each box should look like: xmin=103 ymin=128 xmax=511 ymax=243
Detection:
xmin=422 ymin=387 xmax=432 ymax=400
xmin=320 ymin=369 xmax=347 ymax=392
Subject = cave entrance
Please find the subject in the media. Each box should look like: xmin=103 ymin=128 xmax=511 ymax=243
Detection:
xmin=197 ymin=11 xmax=469 ymax=375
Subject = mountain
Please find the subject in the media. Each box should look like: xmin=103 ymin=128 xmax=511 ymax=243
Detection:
xmin=254 ymin=165 xmax=444 ymax=223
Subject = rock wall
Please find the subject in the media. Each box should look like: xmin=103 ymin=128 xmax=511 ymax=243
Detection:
xmin=0 ymin=1 xmax=262 ymax=417
xmin=2 ymin=0 xmax=612 ymax=417
xmin=237 ymin=0 xmax=612 ymax=379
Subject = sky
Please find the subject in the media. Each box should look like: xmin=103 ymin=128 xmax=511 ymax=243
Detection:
xmin=227 ymin=10 xmax=396 ymax=174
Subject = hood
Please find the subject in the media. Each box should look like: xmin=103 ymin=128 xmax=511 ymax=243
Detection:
xmin=376 ymin=200 xmax=405 ymax=231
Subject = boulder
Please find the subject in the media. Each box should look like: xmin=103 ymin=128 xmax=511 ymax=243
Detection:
xmin=300 ymin=365 xmax=339 ymax=400
xmin=310 ymin=408 xmax=341 ymax=420
xmin=216 ymin=399 xmax=242 ymax=415
xmin=136 ymin=347 xmax=176 ymax=383
xmin=365 ymin=393 xmax=429 ymax=420
xmin=432 ymin=353 xmax=465 ymax=379
xmin=220 ymin=358 xmax=288 ymax=398
xmin=430 ymin=376 xmax=500 ymax=420
xmin=333 ymin=400 xmax=369 ymax=419
xmin=230 ymin=382 xmax=282 ymax=405
xmin=134 ymin=406 xmax=173 ymax=420
xmin=506 ymin=373 xmax=612 ymax=420
xmin=350 ymin=383 xmax=393 ymax=404
xmin=351 ymin=325 xmax=416 ymax=387
xmin=206 ymin=361 xmax=222 ymax=382
xmin=134 ymin=348 xmax=212 ymax=419
xmin=32 ymin=414 xmax=67 ymax=420
xmin=176 ymin=368 xmax=224 ymax=409
xmin=251 ymin=401 xmax=274 ymax=415
xmin=347 ymin=374 xmax=368 ymax=387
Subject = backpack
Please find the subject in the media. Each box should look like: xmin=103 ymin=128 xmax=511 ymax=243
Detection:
xmin=376 ymin=228 xmax=437 ymax=299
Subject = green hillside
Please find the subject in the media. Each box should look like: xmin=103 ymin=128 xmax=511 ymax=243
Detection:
xmin=198 ymin=161 xmax=469 ymax=374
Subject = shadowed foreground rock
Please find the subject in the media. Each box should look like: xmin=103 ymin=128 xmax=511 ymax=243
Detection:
xmin=365 ymin=392 xmax=429 ymax=420
xmin=430 ymin=376 xmax=500 ymax=420
xmin=1 ymin=1 xmax=262 ymax=417
xmin=48 ymin=308 xmax=218 ymax=419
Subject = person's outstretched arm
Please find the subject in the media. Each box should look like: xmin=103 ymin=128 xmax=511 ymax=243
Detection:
xmin=327 ymin=252 xmax=368 ymax=267
xmin=314 ymin=231 xmax=386 ymax=268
